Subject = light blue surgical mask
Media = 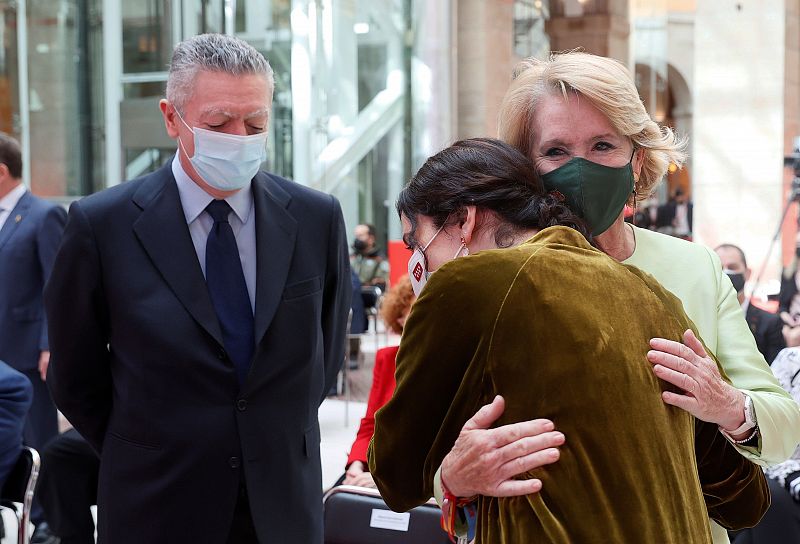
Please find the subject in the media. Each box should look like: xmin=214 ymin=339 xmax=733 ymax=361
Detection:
xmin=176 ymin=110 xmax=267 ymax=191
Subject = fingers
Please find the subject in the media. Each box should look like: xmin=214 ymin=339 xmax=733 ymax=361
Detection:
xmin=462 ymin=395 xmax=505 ymax=432
xmin=682 ymin=329 xmax=708 ymax=358
xmin=661 ymin=390 xmax=700 ymax=415
xmin=495 ymin=430 xmax=564 ymax=466
xmin=497 ymin=445 xmax=562 ymax=483
xmin=652 ymin=364 xmax=697 ymax=393
xmin=494 ymin=478 xmax=543 ymax=497
xmin=647 ymin=349 xmax=693 ymax=376
xmin=648 ymin=337 xmax=695 ymax=362
xmin=491 ymin=418 xmax=556 ymax=449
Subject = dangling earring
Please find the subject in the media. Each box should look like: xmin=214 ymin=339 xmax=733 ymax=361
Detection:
xmin=461 ymin=237 xmax=470 ymax=256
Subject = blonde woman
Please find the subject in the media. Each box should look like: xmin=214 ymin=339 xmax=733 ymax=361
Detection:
xmin=434 ymin=52 xmax=800 ymax=544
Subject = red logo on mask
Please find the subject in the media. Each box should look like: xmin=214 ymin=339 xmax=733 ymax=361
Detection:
xmin=412 ymin=262 xmax=424 ymax=282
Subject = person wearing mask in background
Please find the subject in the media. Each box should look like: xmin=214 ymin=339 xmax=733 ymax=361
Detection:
xmin=44 ymin=34 xmax=350 ymax=544
xmin=340 ymin=275 xmax=415 ymax=488
xmin=351 ymin=223 xmax=389 ymax=290
xmin=715 ymin=244 xmax=785 ymax=364
xmin=0 ymin=131 xmax=67 ymax=541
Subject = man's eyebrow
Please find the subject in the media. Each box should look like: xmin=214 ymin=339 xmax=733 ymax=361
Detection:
xmin=198 ymin=107 xmax=269 ymax=118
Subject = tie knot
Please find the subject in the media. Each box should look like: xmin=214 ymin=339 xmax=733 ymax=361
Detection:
xmin=206 ymin=199 xmax=232 ymax=223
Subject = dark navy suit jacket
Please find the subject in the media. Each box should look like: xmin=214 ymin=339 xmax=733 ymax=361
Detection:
xmin=0 ymin=360 xmax=32 ymax=487
xmin=0 ymin=190 xmax=67 ymax=373
xmin=45 ymin=163 xmax=351 ymax=544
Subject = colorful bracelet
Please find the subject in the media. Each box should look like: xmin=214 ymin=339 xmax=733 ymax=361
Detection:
xmin=440 ymin=480 xmax=478 ymax=543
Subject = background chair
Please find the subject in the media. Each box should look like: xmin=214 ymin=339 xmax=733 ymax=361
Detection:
xmin=323 ymin=485 xmax=450 ymax=544
xmin=0 ymin=447 xmax=41 ymax=544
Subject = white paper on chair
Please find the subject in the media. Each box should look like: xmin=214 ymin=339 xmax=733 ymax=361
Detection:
xmin=369 ymin=509 xmax=410 ymax=531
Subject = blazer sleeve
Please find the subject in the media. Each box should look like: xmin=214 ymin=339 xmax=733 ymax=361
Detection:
xmin=347 ymin=346 xmax=397 ymax=467
xmin=369 ymin=262 xmax=495 ymax=512
xmin=695 ymin=417 xmax=770 ymax=529
xmin=319 ymin=195 xmax=351 ymax=404
xmin=37 ymin=204 xmax=67 ymax=351
xmin=44 ymin=201 xmax=112 ymax=453
xmin=0 ymin=363 xmax=32 ymax=486
xmin=706 ymin=248 xmax=800 ymax=465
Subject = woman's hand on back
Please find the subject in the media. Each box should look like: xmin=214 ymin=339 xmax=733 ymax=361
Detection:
xmin=441 ymin=395 xmax=565 ymax=498
xmin=647 ymin=329 xmax=747 ymax=434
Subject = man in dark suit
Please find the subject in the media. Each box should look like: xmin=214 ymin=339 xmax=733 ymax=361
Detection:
xmin=44 ymin=34 xmax=351 ymax=544
xmin=0 ymin=132 xmax=65 ymax=453
xmin=716 ymin=244 xmax=785 ymax=364
xmin=0 ymin=360 xmax=32 ymax=488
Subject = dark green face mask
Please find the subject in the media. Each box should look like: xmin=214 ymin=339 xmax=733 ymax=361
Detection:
xmin=541 ymin=157 xmax=635 ymax=235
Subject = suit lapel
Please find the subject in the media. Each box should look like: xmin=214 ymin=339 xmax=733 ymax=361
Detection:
xmin=132 ymin=165 xmax=224 ymax=346
xmin=252 ymin=173 xmax=297 ymax=345
xmin=0 ymin=191 xmax=32 ymax=252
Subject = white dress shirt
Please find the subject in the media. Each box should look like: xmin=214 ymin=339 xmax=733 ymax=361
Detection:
xmin=172 ymin=154 xmax=257 ymax=312
xmin=0 ymin=183 xmax=27 ymax=231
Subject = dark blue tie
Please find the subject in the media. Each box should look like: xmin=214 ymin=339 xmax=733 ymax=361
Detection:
xmin=205 ymin=199 xmax=254 ymax=386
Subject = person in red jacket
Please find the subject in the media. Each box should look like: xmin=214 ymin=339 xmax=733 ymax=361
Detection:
xmin=342 ymin=275 xmax=415 ymax=488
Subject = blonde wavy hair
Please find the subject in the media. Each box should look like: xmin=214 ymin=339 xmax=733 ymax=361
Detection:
xmin=498 ymin=51 xmax=687 ymax=204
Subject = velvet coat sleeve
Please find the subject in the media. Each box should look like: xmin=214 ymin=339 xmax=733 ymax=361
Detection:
xmin=44 ymin=200 xmax=112 ymax=453
xmin=369 ymin=262 xmax=506 ymax=512
xmin=347 ymin=345 xmax=398 ymax=467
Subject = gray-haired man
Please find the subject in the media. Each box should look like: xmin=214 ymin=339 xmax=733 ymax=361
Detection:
xmin=45 ymin=34 xmax=351 ymax=543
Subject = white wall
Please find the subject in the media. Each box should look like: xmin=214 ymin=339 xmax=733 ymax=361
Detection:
xmin=693 ymin=0 xmax=785 ymax=286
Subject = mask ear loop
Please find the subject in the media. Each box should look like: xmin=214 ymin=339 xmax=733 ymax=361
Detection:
xmin=631 ymin=146 xmax=640 ymax=227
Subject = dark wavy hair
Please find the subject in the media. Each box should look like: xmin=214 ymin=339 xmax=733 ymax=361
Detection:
xmin=397 ymin=138 xmax=590 ymax=248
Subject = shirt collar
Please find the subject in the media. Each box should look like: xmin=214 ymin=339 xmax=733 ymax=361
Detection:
xmin=171 ymin=153 xmax=253 ymax=224
xmin=0 ymin=183 xmax=27 ymax=213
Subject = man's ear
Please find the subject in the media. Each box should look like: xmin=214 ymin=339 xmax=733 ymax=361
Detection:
xmin=160 ymin=99 xmax=180 ymax=139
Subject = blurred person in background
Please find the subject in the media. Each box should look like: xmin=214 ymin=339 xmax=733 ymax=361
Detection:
xmin=0 ymin=361 xmax=32 ymax=540
xmin=432 ymin=51 xmax=799 ymax=544
xmin=732 ymin=347 xmax=800 ymax=544
xmin=715 ymin=244 xmax=784 ymax=364
xmin=340 ymin=274 xmax=415 ymax=488
xmin=0 ymin=131 xmax=67 ymax=539
xmin=350 ymin=223 xmax=389 ymax=290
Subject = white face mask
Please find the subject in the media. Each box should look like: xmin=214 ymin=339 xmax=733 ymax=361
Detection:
xmin=176 ymin=109 xmax=267 ymax=191
xmin=407 ymin=224 xmax=466 ymax=297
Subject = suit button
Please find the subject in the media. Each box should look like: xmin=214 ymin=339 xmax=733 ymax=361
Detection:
xmin=217 ymin=348 xmax=227 ymax=360
xmin=229 ymin=456 xmax=240 ymax=469
xmin=237 ymin=399 xmax=247 ymax=412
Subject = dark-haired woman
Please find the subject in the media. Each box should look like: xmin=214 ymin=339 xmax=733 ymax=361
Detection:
xmin=369 ymin=138 xmax=768 ymax=543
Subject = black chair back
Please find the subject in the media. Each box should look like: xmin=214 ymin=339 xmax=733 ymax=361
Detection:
xmin=323 ymin=485 xmax=450 ymax=544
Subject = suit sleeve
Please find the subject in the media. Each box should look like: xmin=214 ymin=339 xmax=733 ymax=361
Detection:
xmin=695 ymin=417 xmax=770 ymax=529
xmin=37 ymin=204 xmax=67 ymax=351
xmin=44 ymin=201 xmax=111 ymax=453
xmin=319 ymin=195 xmax=351 ymax=404
xmin=706 ymin=248 xmax=800 ymax=465
xmin=0 ymin=363 xmax=32 ymax=486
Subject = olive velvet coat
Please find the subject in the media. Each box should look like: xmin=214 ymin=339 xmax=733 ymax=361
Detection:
xmin=370 ymin=226 xmax=768 ymax=543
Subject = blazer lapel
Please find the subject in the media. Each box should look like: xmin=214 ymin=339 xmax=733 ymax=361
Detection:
xmin=132 ymin=166 xmax=224 ymax=346
xmin=252 ymin=173 xmax=297 ymax=345
xmin=0 ymin=191 xmax=32 ymax=252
